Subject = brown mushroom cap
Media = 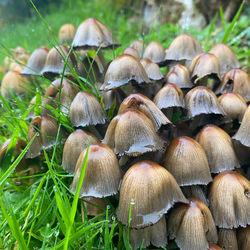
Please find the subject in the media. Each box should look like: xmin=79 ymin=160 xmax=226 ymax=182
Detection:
xmin=143 ymin=41 xmax=165 ymax=65
xmin=208 ymin=243 xmax=223 ymax=250
xmin=209 ymin=171 xmax=250 ymax=228
xmin=70 ymin=143 xmax=122 ymax=198
xmin=218 ymin=229 xmax=238 ymax=250
xmin=72 ymin=18 xmax=120 ymax=50
xmin=103 ymin=108 xmax=165 ymax=156
xmin=69 ymin=91 xmax=107 ymax=127
xmin=9 ymin=62 xmax=25 ymax=73
xmin=116 ymin=160 xmax=187 ymax=228
xmin=168 ymin=198 xmax=218 ymax=250
xmin=196 ymin=124 xmax=239 ymax=173
xmin=209 ymin=43 xmax=240 ymax=75
xmin=59 ymin=23 xmax=76 ymax=44
xmin=123 ymin=47 xmax=140 ymax=60
xmin=164 ymin=136 xmax=212 ymax=186
xmin=62 ymin=129 xmax=99 ymax=174
xmin=237 ymin=226 xmax=250 ymax=250
xmin=129 ymin=40 xmax=144 ymax=57
xmin=140 ymin=58 xmax=163 ymax=81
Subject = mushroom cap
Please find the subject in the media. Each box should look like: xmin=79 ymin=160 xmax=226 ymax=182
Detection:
xmin=237 ymin=225 xmax=250 ymax=250
xmin=123 ymin=47 xmax=140 ymax=60
xmin=165 ymin=64 xmax=193 ymax=89
xmin=185 ymin=86 xmax=225 ymax=118
xmin=168 ymin=198 xmax=218 ymax=250
xmin=21 ymin=46 xmax=49 ymax=76
xmin=129 ymin=40 xmax=144 ymax=57
xmin=164 ymin=136 xmax=212 ymax=186
xmin=181 ymin=185 xmax=208 ymax=206
xmin=196 ymin=124 xmax=239 ymax=173
xmin=209 ymin=170 xmax=250 ymax=228
xmin=189 ymin=53 xmax=221 ymax=83
xmin=70 ymin=143 xmax=122 ymax=198
xmin=218 ymin=229 xmax=238 ymax=250
xmin=72 ymin=18 xmax=120 ymax=50
xmin=102 ymin=54 xmax=150 ymax=90
xmin=208 ymin=243 xmax=223 ymax=250
xmin=69 ymin=91 xmax=107 ymax=127
xmin=59 ymin=23 xmax=76 ymax=44
xmin=103 ymin=108 xmax=165 ymax=156
xmin=233 ymin=105 xmax=250 ymax=147
xmin=118 ymin=93 xmax=171 ymax=130
xmin=62 ymin=129 xmax=99 ymax=174
xmin=9 ymin=61 xmax=25 ymax=73
xmin=153 ymin=83 xmax=185 ymax=109
xmin=218 ymin=92 xmax=247 ymax=122
xmin=164 ymin=34 xmax=203 ymax=65
xmin=143 ymin=41 xmax=165 ymax=65
xmin=140 ymin=58 xmax=163 ymax=81
xmin=116 ymin=160 xmax=187 ymax=228
xmin=209 ymin=43 xmax=240 ymax=75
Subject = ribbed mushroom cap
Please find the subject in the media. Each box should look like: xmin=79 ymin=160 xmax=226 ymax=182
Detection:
xmin=103 ymin=108 xmax=165 ymax=156
xmin=168 ymin=198 xmax=218 ymax=250
xmin=209 ymin=43 xmax=240 ymax=75
xmin=130 ymin=216 xmax=167 ymax=249
xmin=21 ymin=46 xmax=49 ymax=76
xmin=1 ymin=71 xmax=29 ymax=98
xmin=72 ymin=18 xmax=120 ymax=50
xmin=59 ymin=23 xmax=76 ymax=44
xmin=153 ymin=83 xmax=185 ymax=109
xmin=185 ymin=86 xmax=225 ymax=118
xmin=181 ymin=185 xmax=208 ymax=206
xmin=9 ymin=62 xmax=25 ymax=73
xmin=233 ymin=105 xmax=250 ymax=147
xmin=209 ymin=171 xmax=250 ymax=228
xmin=69 ymin=91 xmax=107 ymax=127
xmin=140 ymin=58 xmax=163 ymax=81
xmin=62 ymin=129 xmax=99 ymax=174
xmin=237 ymin=226 xmax=250 ymax=250
xmin=26 ymin=116 xmax=59 ymax=159
xmin=165 ymin=64 xmax=193 ymax=89
xmin=164 ymin=136 xmax=212 ymax=186
xmin=196 ymin=124 xmax=239 ymax=173
xmin=218 ymin=93 xmax=247 ymax=122
xmin=118 ymin=93 xmax=171 ymax=130
xmin=164 ymin=34 xmax=203 ymax=65
xmin=116 ymin=160 xmax=187 ymax=228
xmin=209 ymin=243 xmax=223 ymax=250
xmin=41 ymin=45 xmax=76 ymax=79
xmin=70 ymin=143 xmax=122 ymax=198
xmin=189 ymin=53 xmax=221 ymax=84
xmin=129 ymin=40 xmax=144 ymax=57
xmin=101 ymin=55 xmax=150 ymax=90
xmin=143 ymin=41 xmax=165 ymax=65
xmin=216 ymin=69 xmax=250 ymax=102
xmin=123 ymin=47 xmax=140 ymax=60
xmin=218 ymin=229 xmax=238 ymax=250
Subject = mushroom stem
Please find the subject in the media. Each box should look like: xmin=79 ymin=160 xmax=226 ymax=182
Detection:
xmin=166 ymin=108 xmax=173 ymax=121
xmin=97 ymin=50 xmax=107 ymax=69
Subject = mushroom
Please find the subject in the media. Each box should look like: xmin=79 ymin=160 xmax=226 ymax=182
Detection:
xmin=237 ymin=225 xmax=250 ymax=250
xmin=123 ymin=47 xmax=140 ymax=60
xmin=218 ymin=229 xmax=238 ymax=250
xmin=208 ymin=243 xmax=222 ymax=250
xmin=59 ymin=23 xmax=76 ymax=44
xmin=143 ymin=41 xmax=165 ymax=66
xmin=81 ymin=197 xmax=107 ymax=219
xmin=116 ymin=160 xmax=187 ymax=228
xmin=129 ymin=40 xmax=144 ymax=57
xmin=140 ymin=58 xmax=163 ymax=81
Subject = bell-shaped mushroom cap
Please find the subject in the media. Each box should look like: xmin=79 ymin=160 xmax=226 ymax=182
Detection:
xmin=168 ymin=198 xmax=218 ymax=250
xmin=103 ymin=108 xmax=165 ymax=156
xmin=59 ymin=23 xmax=76 ymax=44
xmin=185 ymin=86 xmax=225 ymax=118
xmin=1 ymin=71 xmax=29 ymax=98
xmin=164 ymin=34 xmax=203 ymax=65
xmin=62 ymin=129 xmax=99 ymax=174
xmin=164 ymin=136 xmax=212 ymax=186
xmin=237 ymin=226 xmax=250 ymax=250
xmin=233 ymin=105 xmax=250 ymax=147
xmin=101 ymin=55 xmax=150 ymax=90
xmin=165 ymin=64 xmax=193 ymax=89
xmin=218 ymin=93 xmax=247 ymax=122
xmin=196 ymin=124 xmax=239 ymax=173
xmin=189 ymin=53 xmax=221 ymax=83
xmin=129 ymin=40 xmax=144 ymax=57
xmin=116 ymin=160 xmax=187 ymax=228
xmin=69 ymin=91 xmax=107 ymax=127
xmin=72 ymin=18 xmax=120 ymax=50
xmin=153 ymin=83 xmax=185 ymax=109
xmin=218 ymin=229 xmax=238 ymax=250
xmin=216 ymin=69 xmax=250 ymax=102
xmin=9 ymin=61 xmax=25 ymax=73
xmin=41 ymin=45 xmax=76 ymax=79
xmin=209 ymin=243 xmax=222 ymax=250
xmin=140 ymin=58 xmax=163 ymax=81
xmin=209 ymin=170 xmax=250 ymax=228
xmin=118 ymin=93 xmax=171 ymax=130
xmin=123 ymin=47 xmax=140 ymax=60
xmin=26 ymin=116 xmax=60 ymax=159
xmin=130 ymin=216 xmax=167 ymax=249
xmin=209 ymin=43 xmax=240 ymax=75
xmin=143 ymin=41 xmax=165 ymax=65
xmin=70 ymin=143 xmax=122 ymax=198
xmin=21 ymin=46 xmax=49 ymax=76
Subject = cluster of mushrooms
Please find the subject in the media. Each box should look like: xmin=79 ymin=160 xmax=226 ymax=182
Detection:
xmin=0 ymin=17 xmax=250 ymax=249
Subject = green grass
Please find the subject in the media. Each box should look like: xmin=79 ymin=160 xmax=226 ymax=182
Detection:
xmin=0 ymin=0 xmax=249 ymax=249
